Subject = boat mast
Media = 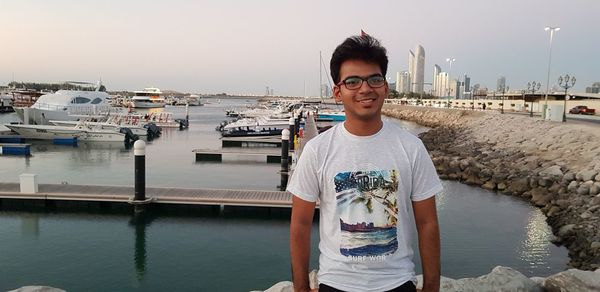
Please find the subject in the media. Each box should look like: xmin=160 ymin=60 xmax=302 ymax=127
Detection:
xmin=319 ymin=51 xmax=323 ymax=98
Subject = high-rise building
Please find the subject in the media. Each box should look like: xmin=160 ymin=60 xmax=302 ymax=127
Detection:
xmin=409 ymin=45 xmax=425 ymax=94
xmin=396 ymin=71 xmax=410 ymax=94
xmin=433 ymin=65 xmax=441 ymax=96
xmin=321 ymin=84 xmax=331 ymax=97
xmin=585 ymin=82 xmax=600 ymax=93
xmin=435 ymin=72 xmax=449 ymax=97
xmin=265 ymin=86 xmax=270 ymax=96
xmin=497 ymin=76 xmax=506 ymax=92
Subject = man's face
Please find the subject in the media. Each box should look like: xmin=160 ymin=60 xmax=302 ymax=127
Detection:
xmin=333 ymin=59 xmax=388 ymax=123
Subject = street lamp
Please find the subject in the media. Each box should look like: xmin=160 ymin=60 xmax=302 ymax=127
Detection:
xmin=498 ymin=84 xmax=509 ymax=114
xmin=446 ymin=58 xmax=455 ymax=108
xmin=558 ymin=74 xmax=575 ymax=122
xmin=527 ymin=81 xmax=541 ymax=117
xmin=543 ymin=26 xmax=560 ymax=119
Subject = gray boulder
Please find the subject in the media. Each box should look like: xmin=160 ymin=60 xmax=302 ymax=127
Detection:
xmin=543 ymin=269 xmax=600 ymax=292
xmin=558 ymin=224 xmax=576 ymax=238
xmin=416 ymin=266 xmax=541 ymax=292
xmin=539 ymin=165 xmax=563 ymax=178
xmin=577 ymin=170 xmax=598 ymax=182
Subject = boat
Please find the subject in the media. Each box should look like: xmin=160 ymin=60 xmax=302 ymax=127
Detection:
xmin=4 ymin=121 xmax=137 ymax=142
xmin=317 ymin=110 xmax=346 ymax=121
xmin=0 ymin=94 xmax=13 ymax=113
xmin=131 ymin=88 xmax=165 ymax=108
xmin=13 ymin=83 xmax=115 ymax=125
xmin=185 ymin=94 xmax=203 ymax=106
xmin=49 ymin=119 xmax=148 ymax=137
xmin=221 ymin=126 xmax=282 ymax=137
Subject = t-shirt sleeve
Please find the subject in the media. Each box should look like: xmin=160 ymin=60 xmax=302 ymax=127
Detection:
xmin=411 ymin=140 xmax=443 ymax=201
xmin=286 ymin=144 xmax=320 ymax=202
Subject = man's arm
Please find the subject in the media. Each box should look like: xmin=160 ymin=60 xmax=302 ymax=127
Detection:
xmin=290 ymin=195 xmax=317 ymax=292
xmin=412 ymin=196 xmax=440 ymax=292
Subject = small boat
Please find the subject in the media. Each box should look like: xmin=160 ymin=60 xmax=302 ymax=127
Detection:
xmin=4 ymin=121 xmax=138 ymax=142
xmin=221 ymin=126 xmax=282 ymax=137
xmin=317 ymin=111 xmax=346 ymax=121
xmin=131 ymin=88 xmax=166 ymax=108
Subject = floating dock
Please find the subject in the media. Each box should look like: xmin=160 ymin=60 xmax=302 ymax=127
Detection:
xmin=0 ymin=143 xmax=31 ymax=156
xmin=193 ymin=148 xmax=290 ymax=163
xmin=0 ymin=183 xmax=292 ymax=208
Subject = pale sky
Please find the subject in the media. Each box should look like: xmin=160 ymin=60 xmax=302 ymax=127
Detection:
xmin=1 ymin=0 xmax=598 ymax=96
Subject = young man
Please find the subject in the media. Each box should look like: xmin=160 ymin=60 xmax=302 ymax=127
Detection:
xmin=288 ymin=35 xmax=442 ymax=292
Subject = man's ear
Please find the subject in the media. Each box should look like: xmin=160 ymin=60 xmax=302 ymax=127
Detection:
xmin=333 ymin=86 xmax=342 ymax=103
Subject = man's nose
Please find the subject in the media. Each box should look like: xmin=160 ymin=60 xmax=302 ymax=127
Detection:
xmin=358 ymin=80 xmax=374 ymax=94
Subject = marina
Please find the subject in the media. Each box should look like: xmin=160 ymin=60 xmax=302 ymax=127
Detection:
xmin=0 ymin=98 xmax=569 ymax=292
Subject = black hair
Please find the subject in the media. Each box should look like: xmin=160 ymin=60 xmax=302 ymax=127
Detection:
xmin=330 ymin=35 xmax=388 ymax=84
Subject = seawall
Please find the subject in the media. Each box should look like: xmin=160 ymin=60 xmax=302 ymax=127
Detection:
xmin=382 ymin=105 xmax=600 ymax=270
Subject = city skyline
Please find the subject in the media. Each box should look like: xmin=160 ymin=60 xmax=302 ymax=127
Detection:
xmin=0 ymin=0 xmax=598 ymax=96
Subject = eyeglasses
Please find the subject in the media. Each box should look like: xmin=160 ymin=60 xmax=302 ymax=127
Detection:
xmin=336 ymin=74 xmax=386 ymax=90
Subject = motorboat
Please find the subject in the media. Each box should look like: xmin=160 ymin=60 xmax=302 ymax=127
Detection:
xmin=4 ymin=121 xmax=137 ymax=142
xmin=186 ymin=94 xmax=203 ymax=106
xmin=13 ymin=83 xmax=116 ymax=125
xmin=317 ymin=110 xmax=346 ymax=121
xmin=49 ymin=118 xmax=148 ymax=137
xmin=131 ymin=88 xmax=166 ymax=108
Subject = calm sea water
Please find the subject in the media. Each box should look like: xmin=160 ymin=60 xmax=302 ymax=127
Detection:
xmin=0 ymin=99 xmax=568 ymax=291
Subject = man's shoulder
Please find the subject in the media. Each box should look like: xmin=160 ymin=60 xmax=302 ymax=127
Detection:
xmin=384 ymin=121 xmax=423 ymax=146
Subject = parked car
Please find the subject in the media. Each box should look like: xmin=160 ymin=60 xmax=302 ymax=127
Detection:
xmin=569 ymin=105 xmax=596 ymax=115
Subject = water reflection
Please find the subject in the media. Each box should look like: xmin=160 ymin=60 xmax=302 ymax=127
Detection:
xmin=20 ymin=214 xmax=40 ymax=238
xmin=519 ymin=210 xmax=554 ymax=270
xmin=129 ymin=211 xmax=154 ymax=284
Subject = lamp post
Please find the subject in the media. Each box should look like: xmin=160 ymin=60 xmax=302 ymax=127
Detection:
xmin=498 ymin=84 xmax=509 ymax=114
xmin=558 ymin=74 xmax=575 ymax=123
xmin=543 ymin=26 xmax=560 ymax=119
xmin=446 ymin=58 xmax=455 ymax=108
xmin=527 ymin=81 xmax=541 ymax=117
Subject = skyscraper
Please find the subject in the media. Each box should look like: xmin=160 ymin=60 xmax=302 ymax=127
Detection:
xmin=433 ymin=65 xmax=441 ymax=96
xmin=497 ymin=76 xmax=506 ymax=92
xmin=409 ymin=45 xmax=425 ymax=94
xmin=396 ymin=71 xmax=410 ymax=93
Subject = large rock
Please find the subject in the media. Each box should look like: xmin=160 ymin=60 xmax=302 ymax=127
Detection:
xmin=416 ymin=266 xmax=541 ymax=292
xmin=530 ymin=187 xmax=551 ymax=207
xmin=543 ymin=269 xmax=600 ymax=292
xmin=539 ymin=165 xmax=563 ymax=179
xmin=507 ymin=178 xmax=529 ymax=194
xmin=558 ymin=224 xmax=576 ymax=238
xmin=577 ymin=170 xmax=598 ymax=182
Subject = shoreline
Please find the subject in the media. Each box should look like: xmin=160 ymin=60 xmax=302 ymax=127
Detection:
xmin=382 ymin=105 xmax=600 ymax=270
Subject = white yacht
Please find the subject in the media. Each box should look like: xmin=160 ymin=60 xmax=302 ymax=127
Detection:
xmin=186 ymin=94 xmax=202 ymax=106
xmin=131 ymin=88 xmax=165 ymax=108
xmin=13 ymin=86 xmax=115 ymax=125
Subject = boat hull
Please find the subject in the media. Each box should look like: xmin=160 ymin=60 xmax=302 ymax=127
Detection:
xmin=5 ymin=124 xmax=126 ymax=142
xmin=132 ymin=101 xmax=166 ymax=108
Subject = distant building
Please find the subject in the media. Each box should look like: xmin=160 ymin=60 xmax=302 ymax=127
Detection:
xmin=409 ymin=45 xmax=425 ymax=94
xmin=585 ymin=82 xmax=600 ymax=93
xmin=321 ymin=84 xmax=331 ymax=97
xmin=396 ymin=71 xmax=410 ymax=94
xmin=497 ymin=76 xmax=506 ymax=92
xmin=265 ymin=86 xmax=270 ymax=96
xmin=432 ymin=65 xmax=441 ymax=96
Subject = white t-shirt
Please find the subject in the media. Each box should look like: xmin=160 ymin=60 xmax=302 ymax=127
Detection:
xmin=287 ymin=121 xmax=443 ymax=292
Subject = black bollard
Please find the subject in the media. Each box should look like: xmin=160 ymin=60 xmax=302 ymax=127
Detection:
xmin=134 ymin=140 xmax=146 ymax=201
xmin=280 ymin=129 xmax=290 ymax=190
xmin=288 ymin=117 xmax=295 ymax=151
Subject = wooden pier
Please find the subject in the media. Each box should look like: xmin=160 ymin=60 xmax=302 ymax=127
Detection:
xmin=0 ymin=183 xmax=292 ymax=208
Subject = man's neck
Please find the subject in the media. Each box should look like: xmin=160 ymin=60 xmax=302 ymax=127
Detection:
xmin=343 ymin=118 xmax=383 ymax=136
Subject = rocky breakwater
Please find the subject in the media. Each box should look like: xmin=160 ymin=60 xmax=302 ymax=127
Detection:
xmin=383 ymin=105 xmax=600 ymax=270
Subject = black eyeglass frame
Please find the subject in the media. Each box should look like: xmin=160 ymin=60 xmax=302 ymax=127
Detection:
xmin=335 ymin=74 xmax=387 ymax=90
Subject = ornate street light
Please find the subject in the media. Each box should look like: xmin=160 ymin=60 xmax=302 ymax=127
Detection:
xmin=446 ymin=58 xmax=455 ymax=108
xmin=558 ymin=74 xmax=576 ymax=122
xmin=527 ymin=81 xmax=541 ymax=117
xmin=543 ymin=26 xmax=560 ymax=119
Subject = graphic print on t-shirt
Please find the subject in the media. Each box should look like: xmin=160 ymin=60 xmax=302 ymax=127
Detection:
xmin=335 ymin=170 xmax=399 ymax=258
